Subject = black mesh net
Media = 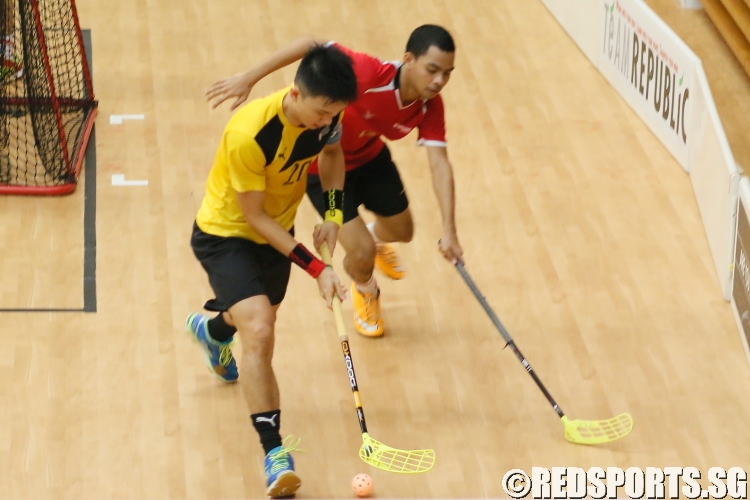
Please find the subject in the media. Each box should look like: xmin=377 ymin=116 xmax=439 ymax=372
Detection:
xmin=0 ymin=0 xmax=96 ymax=194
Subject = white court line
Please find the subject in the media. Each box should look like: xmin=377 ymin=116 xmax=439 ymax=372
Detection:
xmin=110 ymin=114 xmax=145 ymax=125
xmin=112 ymin=174 xmax=148 ymax=186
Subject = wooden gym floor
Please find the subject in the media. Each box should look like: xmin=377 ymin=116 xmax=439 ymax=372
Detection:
xmin=1 ymin=0 xmax=749 ymax=498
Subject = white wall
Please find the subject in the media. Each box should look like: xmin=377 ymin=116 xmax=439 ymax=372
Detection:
xmin=539 ymin=0 xmax=739 ymax=300
xmin=540 ymin=0 xmax=601 ymax=64
xmin=731 ymin=177 xmax=750 ymax=365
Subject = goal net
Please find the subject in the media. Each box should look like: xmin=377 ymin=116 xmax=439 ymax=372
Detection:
xmin=0 ymin=0 xmax=97 ymax=195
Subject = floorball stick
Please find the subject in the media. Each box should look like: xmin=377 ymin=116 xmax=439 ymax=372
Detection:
xmin=320 ymin=242 xmax=435 ymax=472
xmin=456 ymin=261 xmax=633 ymax=444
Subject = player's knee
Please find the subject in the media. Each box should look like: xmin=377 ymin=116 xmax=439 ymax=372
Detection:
xmin=401 ymin=222 xmax=414 ymax=242
xmin=348 ymin=238 xmax=377 ymax=266
xmin=392 ymin=219 xmax=414 ymax=243
xmin=237 ymin=319 xmax=275 ymax=352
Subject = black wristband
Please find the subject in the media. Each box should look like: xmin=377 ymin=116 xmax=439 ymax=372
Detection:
xmin=326 ymin=189 xmax=344 ymax=212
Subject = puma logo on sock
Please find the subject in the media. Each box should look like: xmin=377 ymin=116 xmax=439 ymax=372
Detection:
xmin=255 ymin=415 xmax=278 ymax=427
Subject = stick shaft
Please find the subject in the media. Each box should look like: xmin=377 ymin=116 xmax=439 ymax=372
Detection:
xmin=320 ymin=243 xmax=369 ymax=434
xmin=455 ymin=262 xmax=566 ymax=418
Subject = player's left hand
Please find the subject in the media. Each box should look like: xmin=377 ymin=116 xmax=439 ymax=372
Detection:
xmin=313 ymin=221 xmax=339 ymax=256
xmin=438 ymin=231 xmax=463 ymax=264
xmin=205 ymin=72 xmax=256 ymax=111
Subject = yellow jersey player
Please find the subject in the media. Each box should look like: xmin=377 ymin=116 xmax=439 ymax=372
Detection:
xmin=186 ymin=45 xmax=357 ymax=498
xmin=206 ymin=26 xmax=463 ymax=338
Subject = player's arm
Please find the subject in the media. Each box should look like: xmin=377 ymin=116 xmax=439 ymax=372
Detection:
xmin=317 ymin=140 xmax=345 ymax=192
xmin=229 ymin=135 xmax=344 ymax=305
xmin=236 ymin=190 xmax=299 ymax=255
xmin=228 ymin=137 xmax=299 ymax=255
xmin=312 ymin=126 xmax=346 ymax=254
xmin=426 ymin=145 xmax=463 ymax=263
xmin=206 ymin=35 xmax=327 ymax=110
xmin=236 ymin=190 xmax=345 ymax=306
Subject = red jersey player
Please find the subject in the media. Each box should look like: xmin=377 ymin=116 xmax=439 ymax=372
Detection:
xmin=206 ymin=25 xmax=463 ymax=338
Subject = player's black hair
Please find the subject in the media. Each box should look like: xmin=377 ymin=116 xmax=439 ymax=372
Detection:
xmin=295 ymin=44 xmax=358 ymax=103
xmin=405 ymin=24 xmax=455 ymax=57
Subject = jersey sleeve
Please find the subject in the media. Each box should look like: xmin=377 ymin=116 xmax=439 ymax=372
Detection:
xmin=224 ymin=130 xmax=268 ymax=193
xmin=416 ymin=95 xmax=447 ymax=147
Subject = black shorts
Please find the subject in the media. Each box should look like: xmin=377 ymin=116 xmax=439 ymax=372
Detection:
xmin=306 ymin=145 xmax=409 ymax=224
xmin=190 ymin=222 xmax=292 ymax=310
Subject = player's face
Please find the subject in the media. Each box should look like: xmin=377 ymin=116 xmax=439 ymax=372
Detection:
xmin=404 ymin=46 xmax=455 ymax=100
xmin=292 ymin=91 xmax=348 ymax=129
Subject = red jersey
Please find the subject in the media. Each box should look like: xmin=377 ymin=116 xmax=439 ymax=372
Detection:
xmin=308 ymin=42 xmax=447 ymax=175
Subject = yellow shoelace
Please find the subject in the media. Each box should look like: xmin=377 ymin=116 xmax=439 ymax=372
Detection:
xmin=267 ymin=436 xmax=304 ymax=474
xmin=218 ymin=343 xmax=234 ymax=366
xmin=364 ymin=296 xmax=380 ymax=322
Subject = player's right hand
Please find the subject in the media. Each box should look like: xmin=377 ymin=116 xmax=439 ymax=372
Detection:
xmin=316 ymin=266 xmax=347 ymax=309
xmin=205 ymin=72 xmax=256 ymax=111
xmin=313 ymin=221 xmax=339 ymax=256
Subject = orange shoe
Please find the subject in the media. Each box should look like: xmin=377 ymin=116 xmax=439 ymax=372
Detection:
xmin=351 ymin=282 xmax=384 ymax=337
xmin=374 ymin=242 xmax=405 ymax=280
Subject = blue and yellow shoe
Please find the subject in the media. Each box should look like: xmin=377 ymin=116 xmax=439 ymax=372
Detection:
xmin=265 ymin=437 xmax=303 ymax=498
xmin=185 ymin=312 xmax=238 ymax=383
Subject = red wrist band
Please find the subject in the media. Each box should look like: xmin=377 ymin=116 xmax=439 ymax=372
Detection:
xmin=289 ymin=243 xmax=326 ymax=278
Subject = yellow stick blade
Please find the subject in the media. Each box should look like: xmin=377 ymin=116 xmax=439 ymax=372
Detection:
xmin=359 ymin=434 xmax=435 ymax=473
xmin=561 ymin=413 xmax=634 ymax=444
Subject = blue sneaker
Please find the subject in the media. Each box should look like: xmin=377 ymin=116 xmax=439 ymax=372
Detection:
xmin=185 ymin=312 xmax=238 ymax=383
xmin=264 ymin=438 xmax=302 ymax=498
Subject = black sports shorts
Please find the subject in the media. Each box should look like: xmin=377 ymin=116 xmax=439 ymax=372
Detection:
xmin=190 ymin=222 xmax=292 ymax=310
xmin=306 ymin=145 xmax=409 ymax=224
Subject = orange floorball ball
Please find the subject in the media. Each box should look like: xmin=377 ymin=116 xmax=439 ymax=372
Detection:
xmin=351 ymin=473 xmax=373 ymax=497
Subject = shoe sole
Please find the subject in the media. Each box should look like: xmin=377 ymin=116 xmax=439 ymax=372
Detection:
xmin=267 ymin=471 xmax=302 ymax=498
xmin=185 ymin=314 xmax=238 ymax=383
xmin=354 ymin=314 xmax=384 ymax=337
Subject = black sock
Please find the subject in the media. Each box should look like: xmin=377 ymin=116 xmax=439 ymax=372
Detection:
xmin=207 ymin=313 xmax=237 ymax=342
xmin=251 ymin=410 xmax=282 ymax=454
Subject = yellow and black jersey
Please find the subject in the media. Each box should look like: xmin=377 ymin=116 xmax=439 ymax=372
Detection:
xmin=196 ymin=86 xmax=342 ymax=243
